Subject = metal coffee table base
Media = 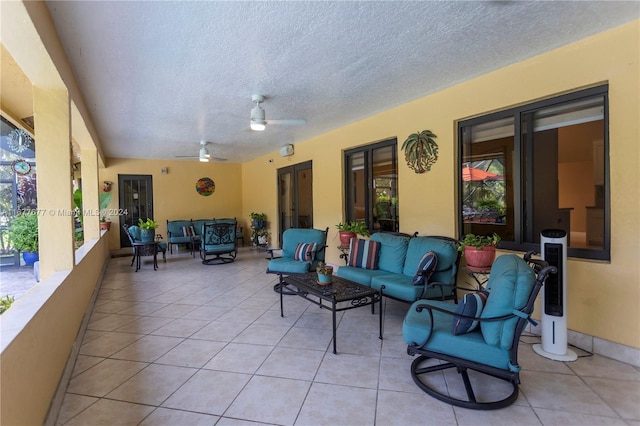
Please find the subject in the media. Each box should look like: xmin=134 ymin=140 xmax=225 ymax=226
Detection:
xmin=281 ymin=273 xmax=380 ymax=354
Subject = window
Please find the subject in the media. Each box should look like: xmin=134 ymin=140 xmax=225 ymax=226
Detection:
xmin=458 ymin=85 xmax=609 ymax=260
xmin=345 ymin=138 xmax=398 ymax=233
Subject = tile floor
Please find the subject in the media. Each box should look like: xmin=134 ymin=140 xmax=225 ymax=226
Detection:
xmin=56 ymin=247 xmax=640 ymax=425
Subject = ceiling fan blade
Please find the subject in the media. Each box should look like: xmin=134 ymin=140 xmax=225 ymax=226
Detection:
xmin=211 ymin=157 xmax=228 ymax=162
xmin=267 ymin=119 xmax=307 ymax=126
xmin=175 ymin=155 xmax=198 ymax=158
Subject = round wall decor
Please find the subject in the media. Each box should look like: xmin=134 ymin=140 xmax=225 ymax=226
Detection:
xmin=196 ymin=177 xmax=215 ymax=196
xmin=11 ymin=159 xmax=32 ymax=176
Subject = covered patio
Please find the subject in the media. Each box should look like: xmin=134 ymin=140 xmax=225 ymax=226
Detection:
xmin=54 ymin=248 xmax=639 ymax=425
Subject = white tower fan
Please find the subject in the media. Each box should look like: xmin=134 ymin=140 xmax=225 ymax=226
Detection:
xmin=533 ymin=229 xmax=577 ymax=361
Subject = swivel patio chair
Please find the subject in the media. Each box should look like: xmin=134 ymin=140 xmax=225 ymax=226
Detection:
xmin=200 ymin=218 xmax=237 ymax=265
xmin=266 ymin=227 xmax=329 ymax=293
xmin=402 ymin=252 xmax=556 ymax=410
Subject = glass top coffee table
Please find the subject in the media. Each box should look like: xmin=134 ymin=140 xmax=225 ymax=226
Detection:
xmin=280 ymin=272 xmax=380 ymax=354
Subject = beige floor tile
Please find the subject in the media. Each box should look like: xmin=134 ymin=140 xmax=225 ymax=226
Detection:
xmin=375 ymin=389 xmax=456 ymax=426
xmin=147 ymin=303 xmax=197 ymax=318
xmin=254 ymin=306 xmax=302 ymax=327
xmin=155 ymin=339 xmax=226 ymax=368
xmin=534 ymin=407 xmax=628 ymax=425
xmin=257 ymin=346 xmax=325 ymax=380
xmin=106 ymin=364 xmax=197 ymax=405
xmin=92 ymin=300 xmax=137 ymax=314
xmin=378 ymin=356 xmax=423 ymax=393
xmin=455 ymin=403 xmax=542 ymax=425
xmin=338 ymin=311 xmax=379 ymax=334
xmin=191 ymin=320 xmax=249 ymax=341
xmin=139 ymin=407 xmax=219 ymax=426
xmin=520 ymin=370 xmax=618 ymax=417
xmin=216 ymin=307 xmax=270 ymax=324
xmin=79 ymin=331 xmax=144 ymax=358
xmin=67 ymin=358 xmax=148 ymax=397
xmin=278 ymin=326 xmax=334 ymax=351
xmin=55 ymin=394 xmax=98 ymax=425
xmin=584 ymin=376 xmax=640 ymax=420
xmin=225 ymin=375 xmax=311 ymax=426
xmin=71 ymin=355 xmax=105 ymax=378
xmin=88 ymin=313 xmax=141 ymax=331
xmin=330 ymin=331 xmax=382 ymax=356
xmin=182 ymin=305 xmax=233 ymax=321
xmin=115 ymin=315 xmax=174 ymax=334
xmin=111 ymin=334 xmax=184 ymax=362
xmin=151 ymin=317 xmax=211 ymax=337
xmin=203 ymin=342 xmax=274 ymax=374
xmin=296 ymin=382 xmax=377 ymax=426
xmin=569 ymin=354 xmax=640 ymax=381
xmin=294 ymin=311 xmax=341 ymax=330
xmin=162 ymin=369 xmax=250 ymax=415
xmin=64 ymin=398 xmax=155 ymax=425
xmin=315 ymin=353 xmax=380 ymax=389
xmin=232 ymin=323 xmax=291 ymax=346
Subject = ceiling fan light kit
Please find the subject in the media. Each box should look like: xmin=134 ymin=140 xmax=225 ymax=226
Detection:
xmin=249 ymin=94 xmax=306 ymax=131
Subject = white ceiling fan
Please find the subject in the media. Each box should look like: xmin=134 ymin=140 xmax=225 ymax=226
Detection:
xmin=175 ymin=141 xmax=227 ymax=162
xmin=250 ymin=94 xmax=307 ymax=131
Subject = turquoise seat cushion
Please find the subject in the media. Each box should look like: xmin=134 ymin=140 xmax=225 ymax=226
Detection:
xmin=371 ymin=273 xmax=454 ymax=302
xmin=370 ymin=232 xmax=410 ymax=274
xmin=281 ymin=228 xmax=328 ymax=262
xmin=157 ymin=242 xmax=167 ymax=252
xmin=371 ymin=274 xmax=422 ymax=301
xmin=403 ymin=299 xmax=510 ymax=370
xmin=403 ymin=237 xmax=459 ymax=285
xmin=481 ymin=255 xmax=536 ymax=349
xmin=336 ymin=266 xmax=389 ymax=287
xmin=268 ymin=258 xmax=312 ymax=274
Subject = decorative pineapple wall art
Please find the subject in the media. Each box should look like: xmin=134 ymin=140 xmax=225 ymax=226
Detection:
xmin=401 ymin=130 xmax=439 ymax=174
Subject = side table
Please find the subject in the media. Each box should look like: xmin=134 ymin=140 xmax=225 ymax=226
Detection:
xmin=461 ymin=265 xmax=491 ymax=290
xmin=132 ymin=241 xmax=159 ymax=271
xmin=189 ymin=235 xmax=202 ymax=258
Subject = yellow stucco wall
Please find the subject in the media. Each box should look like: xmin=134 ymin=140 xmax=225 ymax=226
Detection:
xmin=242 ymin=21 xmax=640 ymax=349
xmin=99 ymin=158 xmax=244 ymax=250
xmin=0 ymin=238 xmax=110 ymax=425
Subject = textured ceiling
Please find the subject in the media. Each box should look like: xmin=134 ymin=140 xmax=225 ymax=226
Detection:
xmin=44 ymin=1 xmax=639 ymax=163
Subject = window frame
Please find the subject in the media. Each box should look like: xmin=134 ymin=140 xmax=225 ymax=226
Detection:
xmin=344 ymin=138 xmax=398 ymax=234
xmin=457 ymin=85 xmax=610 ymax=261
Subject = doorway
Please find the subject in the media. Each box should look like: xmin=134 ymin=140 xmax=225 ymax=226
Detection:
xmin=118 ymin=174 xmax=154 ymax=247
xmin=277 ymin=161 xmax=313 ymax=246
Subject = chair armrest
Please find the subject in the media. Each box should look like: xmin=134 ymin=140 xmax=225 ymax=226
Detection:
xmin=266 ymin=247 xmax=282 ymax=260
xmin=414 ymin=301 xmax=522 ymax=324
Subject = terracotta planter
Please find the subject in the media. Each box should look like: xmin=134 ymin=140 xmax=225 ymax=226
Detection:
xmin=100 ymin=221 xmax=111 ymax=231
xmin=338 ymin=231 xmax=356 ymax=247
xmin=464 ymin=246 xmax=496 ymax=269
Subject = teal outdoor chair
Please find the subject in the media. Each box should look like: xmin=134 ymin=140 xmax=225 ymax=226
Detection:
xmin=402 ymin=252 xmax=556 ymax=410
xmin=200 ymin=218 xmax=237 ymax=265
xmin=266 ymin=227 xmax=329 ymax=293
xmin=123 ymin=224 xmax=167 ymax=267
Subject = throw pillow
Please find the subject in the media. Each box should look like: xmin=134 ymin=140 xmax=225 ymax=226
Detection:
xmin=452 ymin=290 xmax=490 ymax=335
xmin=411 ymin=251 xmax=438 ymax=286
xmin=294 ymin=242 xmax=317 ymax=261
xmin=182 ymin=226 xmax=196 ymax=237
xmin=348 ymin=238 xmax=381 ymax=270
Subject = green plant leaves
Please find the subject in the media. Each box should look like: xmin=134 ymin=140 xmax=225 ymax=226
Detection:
xmin=401 ymin=130 xmax=439 ymax=174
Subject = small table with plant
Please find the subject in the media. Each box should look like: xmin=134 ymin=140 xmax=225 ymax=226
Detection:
xmin=459 ymin=232 xmax=501 ymax=290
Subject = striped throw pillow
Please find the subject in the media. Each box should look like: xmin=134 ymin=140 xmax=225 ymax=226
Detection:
xmin=182 ymin=226 xmax=196 ymax=237
xmin=348 ymin=238 xmax=381 ymax=270
xmin=294 ymin=242 xmax=317 ymax=261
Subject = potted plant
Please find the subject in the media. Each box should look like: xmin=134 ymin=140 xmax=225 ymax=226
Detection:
xmin=459 ymin=232 xmax=501 ymax=270
xmin=99 ymin=191 xmax=113 ymax=230
xmin=255 ymin=229 xmax=269 ymax=246
xmin=336 ymin=221 xmax=371 ymax=247
xmin=316 ymin=262 xmax=334 ymax=285
xmin=138 ymin=218 xmax=159 ymax=242
xmin=250 ymin=212 xmax=266 ymax=229
xmin=8 ymin=212 xmax=39 ymax=265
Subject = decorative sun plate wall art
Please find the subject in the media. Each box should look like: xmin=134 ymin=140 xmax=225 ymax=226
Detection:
xmin=196 ymin=177 xmax=215 ymax=196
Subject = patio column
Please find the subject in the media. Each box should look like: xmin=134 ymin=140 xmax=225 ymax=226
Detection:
xmin=81 ymin=148 xmax=100 ymax=241
xmin=33 ymin=87 xmax=74 ymax=278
